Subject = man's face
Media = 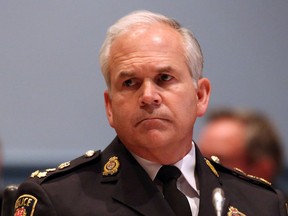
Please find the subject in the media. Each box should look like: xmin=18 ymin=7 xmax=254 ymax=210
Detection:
xmin=104 ymin=23 xmax=210 ymax=163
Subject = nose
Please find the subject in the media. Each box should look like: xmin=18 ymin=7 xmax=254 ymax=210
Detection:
xmin=138 ymin=80 xmax=162 ymax=107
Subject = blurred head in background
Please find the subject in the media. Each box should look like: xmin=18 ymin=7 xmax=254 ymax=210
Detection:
xmin=198 ymin=108 xmax=283 ymax=182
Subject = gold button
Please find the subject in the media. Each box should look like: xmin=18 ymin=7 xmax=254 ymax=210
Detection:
xmin=211 ymin=155 xmax=221 ymax=164
xmin=85 ymin=150 xmax=95 ymax=158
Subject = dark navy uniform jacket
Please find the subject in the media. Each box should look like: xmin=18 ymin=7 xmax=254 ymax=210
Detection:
xmin=14 ymin=137 xmax=288 ymax=216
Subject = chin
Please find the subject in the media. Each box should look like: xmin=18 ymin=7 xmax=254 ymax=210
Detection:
xmin=144 ymin=129 xmax=170 ymax=141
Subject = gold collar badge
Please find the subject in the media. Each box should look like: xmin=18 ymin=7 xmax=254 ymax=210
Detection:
xmin=227 ymin=206 xmax=246 ymax=216
xmin=205 ymin=159 xmax=219 ymax=177
xmin=103 ymin=156 xmax=120 ymax=176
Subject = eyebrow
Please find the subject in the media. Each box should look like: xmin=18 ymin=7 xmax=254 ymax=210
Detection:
xmin=156 ymin=66 xmax=173 ymax=73
xmin=118 ymin=71 xmax=135 ymax=79
xmin=117 ymin=66 xmax=174 ymax=80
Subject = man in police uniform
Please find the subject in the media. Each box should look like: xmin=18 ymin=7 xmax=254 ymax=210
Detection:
xmin=14 ymin=10 xmax=287 ymax=216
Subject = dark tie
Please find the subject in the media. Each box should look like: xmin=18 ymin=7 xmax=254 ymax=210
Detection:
xmin=156 ymin=165 xmax=192 ymax=216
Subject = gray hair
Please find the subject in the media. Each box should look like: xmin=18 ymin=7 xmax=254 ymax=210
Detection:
xmin=99 ymin=10 xmax=203 ymax=89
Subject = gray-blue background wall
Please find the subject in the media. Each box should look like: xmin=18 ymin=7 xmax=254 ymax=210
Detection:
xmin=1 ymin=0 xmax=288 ymax=187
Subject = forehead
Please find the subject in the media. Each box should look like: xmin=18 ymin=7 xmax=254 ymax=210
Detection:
xmin=208 ymin=118 xmax=246 ymax=136
xmin=111 ymin=23 xmax=184 ymax=56
xmin=108 ymin=23 xmax=186 ymax=72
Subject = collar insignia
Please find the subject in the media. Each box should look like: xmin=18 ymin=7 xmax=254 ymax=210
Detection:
xmin=205 ymin=159 xmax=219 ymax=177
xmin=227 ymin=206 xmax=246 ymax=216
xmin=103 ymin=156 xmax=120 ymax=176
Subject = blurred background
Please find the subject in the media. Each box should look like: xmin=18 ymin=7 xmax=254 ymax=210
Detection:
xmin=0 ymin=0 xmax=287 ymax=192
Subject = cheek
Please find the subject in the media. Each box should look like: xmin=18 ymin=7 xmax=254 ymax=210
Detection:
xmin=110 ymin=101 xmax=132 ymax=125
xmin=183 ymin=98 xmax=198 ymax=125
xmin=180 ymin=91 xmax=198 ymax=111
xmin=170 ymin=95 xmax=198 ymax=123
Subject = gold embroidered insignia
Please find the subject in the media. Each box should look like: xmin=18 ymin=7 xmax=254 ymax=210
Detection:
xmin=258 ymin=177 xmax=271 ymax=185
xmin=227 ymin=206 xmax=246 ymax=216
xmin=247 ymin=174 xmax=271 ymax=185
xmin=30 ymin=170 xmax=40 ymax=178
xmin=85 ymin=150 xmax=95 ymax=158
xmin=36 ymin=171 xmax=47 ymax=178
xmin=14 ymin=194 xmax=38 ymax=216
xmin=103 ymin=156 xmax=120 ymax=176
xmin=205 ymin=159 xmax=219 ymax=177
xmin=234 ymin=168 xmax=247 ymax=175
xmin=58 ymin=161 xmax=71 ymax=170
xmin=45 ymin=168 xmax=56 ymax=172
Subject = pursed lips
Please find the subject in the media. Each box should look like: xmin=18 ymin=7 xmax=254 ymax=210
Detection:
xmin=135 ymin=117 xmax=170 ymax=127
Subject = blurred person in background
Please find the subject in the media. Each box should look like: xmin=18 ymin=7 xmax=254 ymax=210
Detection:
xmin=198 ymin=108 xmax=285 ymax=188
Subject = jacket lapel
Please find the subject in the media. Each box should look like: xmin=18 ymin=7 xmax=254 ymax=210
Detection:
xmin=101 ymin=137 xmax=174 ymax=216
xmin=195 ymin=145 xmax=230 ymax=216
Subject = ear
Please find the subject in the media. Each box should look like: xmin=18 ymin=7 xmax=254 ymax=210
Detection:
xmin=104 ymin=90 xmax=114 ymax=128
xmin=196 ymin=78 xmax=211 ymax=117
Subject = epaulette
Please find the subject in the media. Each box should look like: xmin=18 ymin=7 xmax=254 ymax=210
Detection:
xmin=29 ymin=150 xmax=101 ymax=184
xmin=207 ymin=156 xmax=274 ymax=191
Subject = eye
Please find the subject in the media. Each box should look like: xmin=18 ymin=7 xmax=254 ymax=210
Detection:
xmin=123 ymin=79 xmax=136 ymax=87
xmin=159 ymin=74 xmax=173 ymax=82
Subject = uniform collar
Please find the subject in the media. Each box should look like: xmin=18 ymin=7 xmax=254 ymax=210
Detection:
xmin=131 ymin=141 xmax=198 ymax=192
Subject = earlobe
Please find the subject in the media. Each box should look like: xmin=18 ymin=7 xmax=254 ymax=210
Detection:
xmin=196 ymin=78 xmax=211 ymax=117
xmin=104 ymin=91 xmax=114 ymax=127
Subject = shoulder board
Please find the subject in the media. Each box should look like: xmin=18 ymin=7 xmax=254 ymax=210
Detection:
xmin=30 ymin=150 xmax=101 ymax=184
xmin=207 ymin=157 xmax=274 ymax=191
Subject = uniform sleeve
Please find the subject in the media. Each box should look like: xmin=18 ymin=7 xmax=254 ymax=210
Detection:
xmin=14 ymin=180 xmax=57 ymax=216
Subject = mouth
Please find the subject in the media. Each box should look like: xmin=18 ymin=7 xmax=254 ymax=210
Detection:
xmin=135 ymin=117 xmax=169 ymax=127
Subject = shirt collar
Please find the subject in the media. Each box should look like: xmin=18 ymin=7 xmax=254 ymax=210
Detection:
xmin=175 ymin=142 xmax=198 ymax=192
xmin=131 ymin=152 xmax=161 ymax=180
xmin=131 ymin=142 xmax=198 ymax=191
